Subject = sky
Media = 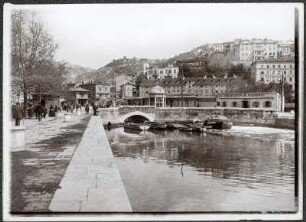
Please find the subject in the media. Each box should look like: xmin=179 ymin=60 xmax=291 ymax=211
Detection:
xmin=8 ymin=3 xmax=298 ymax=69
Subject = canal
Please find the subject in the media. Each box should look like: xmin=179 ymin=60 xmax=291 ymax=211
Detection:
xmin=105 ymin=126 xmax=296 ymax=212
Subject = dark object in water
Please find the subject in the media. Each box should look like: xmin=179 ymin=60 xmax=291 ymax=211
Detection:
xmin=148 ymin=121 xmax=167 ymax=130
xmin=124 ymin=122 xmax=150 ymax=131
xmin=203 ymin=115 xmax=233 ymax=129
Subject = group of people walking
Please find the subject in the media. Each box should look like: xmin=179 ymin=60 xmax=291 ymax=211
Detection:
xmin=12 ymin=101 xmax=100 ymax=126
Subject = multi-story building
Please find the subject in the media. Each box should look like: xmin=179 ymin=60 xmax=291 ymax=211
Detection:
xmin=251 ymin=58 xmax=295 ymax=91
xmin=144 ymin=64 xmax=179 ymax=80
xmin=68 ymin=86 xmax=89 ymax=106
xmin=80 ymin=81 xmax=111 ymax=104
xmin=115 ymin=74 xmax=133 ymax=92
xmin=95 ymin=82 xmax=111 ymax=101
xmin=139 ymin=76 xmax=244 ymax=107
xmin=121 ymin=82 xmax=136 ymax=98
xmin=239 ymin=39 xmax=278 ymax=62
xmin=278 ymin=40 xmax=294 ymax=57
xmin=213 ymin=43 xmax=224 ymax=53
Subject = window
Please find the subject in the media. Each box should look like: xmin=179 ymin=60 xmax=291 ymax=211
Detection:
xmin=217 ymin=102 xmax=220 ymax=106
xmin=222 ymin=101 xmax=226 ymax=107
xmin=261 ymin=78 xmax=264 ymax=81
xmin=174 ymin=70 xmax=176 ymax=73
xmin=252 ymin=101 xmax=259 ymax=107
xmin=267 ymin=65 xmax=269 ymax=68
xmin=272 ymin=65 xmax=275 ymax=68
xmin=278 ymin=65 xmax=281 ymax=68
xmin=232 ymin=102 xmax=237 ymax=107
xmin=264 ymin=101 xmax=271 ymax=107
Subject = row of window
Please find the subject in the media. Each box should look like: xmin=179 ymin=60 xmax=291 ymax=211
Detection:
xmin=257 ymin=64 xmax=294 ymax=69
xmin=159 ymin=69 xmax=177 ymax=74
xmin=259 ymin=70 xmax=293 ymax=75
xmin=217 ymin=101 xmax=272 ymax=108
xmin=260 ymin=77 xmax=293 ymax=82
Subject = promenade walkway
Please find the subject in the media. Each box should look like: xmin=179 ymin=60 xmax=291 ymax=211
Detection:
xmin=49 ymin=116 xmax=132 ymax=212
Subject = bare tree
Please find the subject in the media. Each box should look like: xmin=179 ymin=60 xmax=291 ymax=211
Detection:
xmin=11 ymin=10 xmax=58 ymax=111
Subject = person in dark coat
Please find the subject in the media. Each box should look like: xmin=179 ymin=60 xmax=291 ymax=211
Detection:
xmin=36 ymin=103 xmax=43 ymax=122
xmin=85 ymin=104 xmax=90 ymax=115
xmin=13 ymin=102 xmax=24 ymax=126
xmin=93 ymin=104 xmax=97 ymax=116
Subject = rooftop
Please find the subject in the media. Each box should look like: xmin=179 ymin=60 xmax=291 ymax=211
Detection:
xmin=252 ymin=58 xmax=294 ymax=64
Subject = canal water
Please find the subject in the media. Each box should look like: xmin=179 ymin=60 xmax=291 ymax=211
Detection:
xmin=105 ymin=126 xmax=296 ymax=212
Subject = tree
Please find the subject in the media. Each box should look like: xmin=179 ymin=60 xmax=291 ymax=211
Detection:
xmin=11 ymin=10 xmax=58 ymax=111
xmin=135 ymin=73 xmax=147 ymax=92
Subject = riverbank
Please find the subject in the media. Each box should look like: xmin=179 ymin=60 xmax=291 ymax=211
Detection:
xmin=10 ymin=112 xmax=91 ymax=212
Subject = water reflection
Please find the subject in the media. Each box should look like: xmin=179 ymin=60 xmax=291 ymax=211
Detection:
xmin=106 ymin=127 xmax=296 ymax=212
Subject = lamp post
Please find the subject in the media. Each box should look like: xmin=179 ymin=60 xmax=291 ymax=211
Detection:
xmin=280 ymin=71 xmax=285 ymax=112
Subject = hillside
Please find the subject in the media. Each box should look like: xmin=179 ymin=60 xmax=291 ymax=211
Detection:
xmin=64 ymin=63 xmax=95 ymax=83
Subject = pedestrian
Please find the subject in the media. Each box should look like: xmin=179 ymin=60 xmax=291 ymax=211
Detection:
xmin=43 ymin=106 xmax=47 ymax=118
xmin=85 ymin=104 xmax=89 ymax=115
xmin=36 ymin=103 xmax=43 ymax=122
xmin=93 ymin=104 xmax=97 ymax=116
xmin=13 ymin=102 xmax=24 ymax=126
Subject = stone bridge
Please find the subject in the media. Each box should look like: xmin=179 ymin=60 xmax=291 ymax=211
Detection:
xmin=98 ymin=106 xmax=293 ymax=129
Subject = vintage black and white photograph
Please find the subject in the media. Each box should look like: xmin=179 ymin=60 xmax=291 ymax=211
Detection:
xmin=2 ymin=2 xmax=304 ymax=221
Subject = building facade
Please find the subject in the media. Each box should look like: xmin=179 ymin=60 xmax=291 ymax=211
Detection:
xmin=213 ymin=43 xmax=224 ymax=52
xmin=217 ymin=92 xmax=282 ymax=111
xmin=115 ymin=74 xmax=133 ymax=92
xmin=239 ymin=39 xmax=278 ymax=62
xmin=144 ymin=64 xmax=179 ymax=80
xmin=278 ymin=40 xmax=294 ymax=57
xmin=121 ymin=82 xmax=136 ymax=98
xmin=68 ymin=86 xmax=89 ymax=106
xmin=80 ymin=81 xmax=111 ymax=104
xmin=139 ymin=77 xmax=244 ymax=107
xmin=251 ymin=58 xmax=295 ymax=91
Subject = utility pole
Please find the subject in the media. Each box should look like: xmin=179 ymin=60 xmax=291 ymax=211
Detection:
xmin=181 ymin=69 xmax=184 ymax=107
xmin=281 ymin=71 xmax=285 ymax=112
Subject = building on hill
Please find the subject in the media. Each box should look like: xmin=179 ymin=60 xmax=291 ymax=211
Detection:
xmin=251 ymin=58 xmax=295 ymax=91
xmin=213 ymin=43 xmax=225 ymax=53
xmin=144 ymin=64 xmax=179 ymax=80
xmin=278 ymin=40 xmax=294 ymax=57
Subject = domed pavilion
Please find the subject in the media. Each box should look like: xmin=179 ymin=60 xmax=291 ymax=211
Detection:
xmin=149 ymin=85 xmax=166 ymax=107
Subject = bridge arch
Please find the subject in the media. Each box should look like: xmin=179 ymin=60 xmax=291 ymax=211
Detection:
xmin=120 ymin=111 xmax=155 ymax=123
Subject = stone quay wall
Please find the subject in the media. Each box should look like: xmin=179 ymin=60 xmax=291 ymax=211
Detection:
xmin=99 ymin=107 xmax=295 ymax=129
xmin=155 ymin=107 xmax=278 ymax=126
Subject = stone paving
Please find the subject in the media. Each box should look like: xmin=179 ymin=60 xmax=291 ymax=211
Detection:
xmin=49 ymin=116 xmax=132 ymax=212
xmin=10 ymin=110 xmax=91 ymax=212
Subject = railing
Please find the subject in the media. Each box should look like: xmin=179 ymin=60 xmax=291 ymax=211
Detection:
xmin=118 ymin=106 xmax=156 ymax=115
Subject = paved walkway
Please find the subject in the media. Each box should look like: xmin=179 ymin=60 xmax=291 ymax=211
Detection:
xmin=49 ymin=116 xmax=132 ymax=212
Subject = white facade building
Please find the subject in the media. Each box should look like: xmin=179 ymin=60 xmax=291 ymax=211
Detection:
xmin=213 ymin=43 xmax=224 ymax=52
xmin=251 ymin=58 xmax=295 ymax=91
xmin=239 ymin=39 xmax=278 ymax=62
xmin=144 ymin=64 xmax=179 ymax=80
xmin=278 ymin=40 xmax=294 ymax=57
xmin=217 ymin=92 xmax=282 ymax=111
